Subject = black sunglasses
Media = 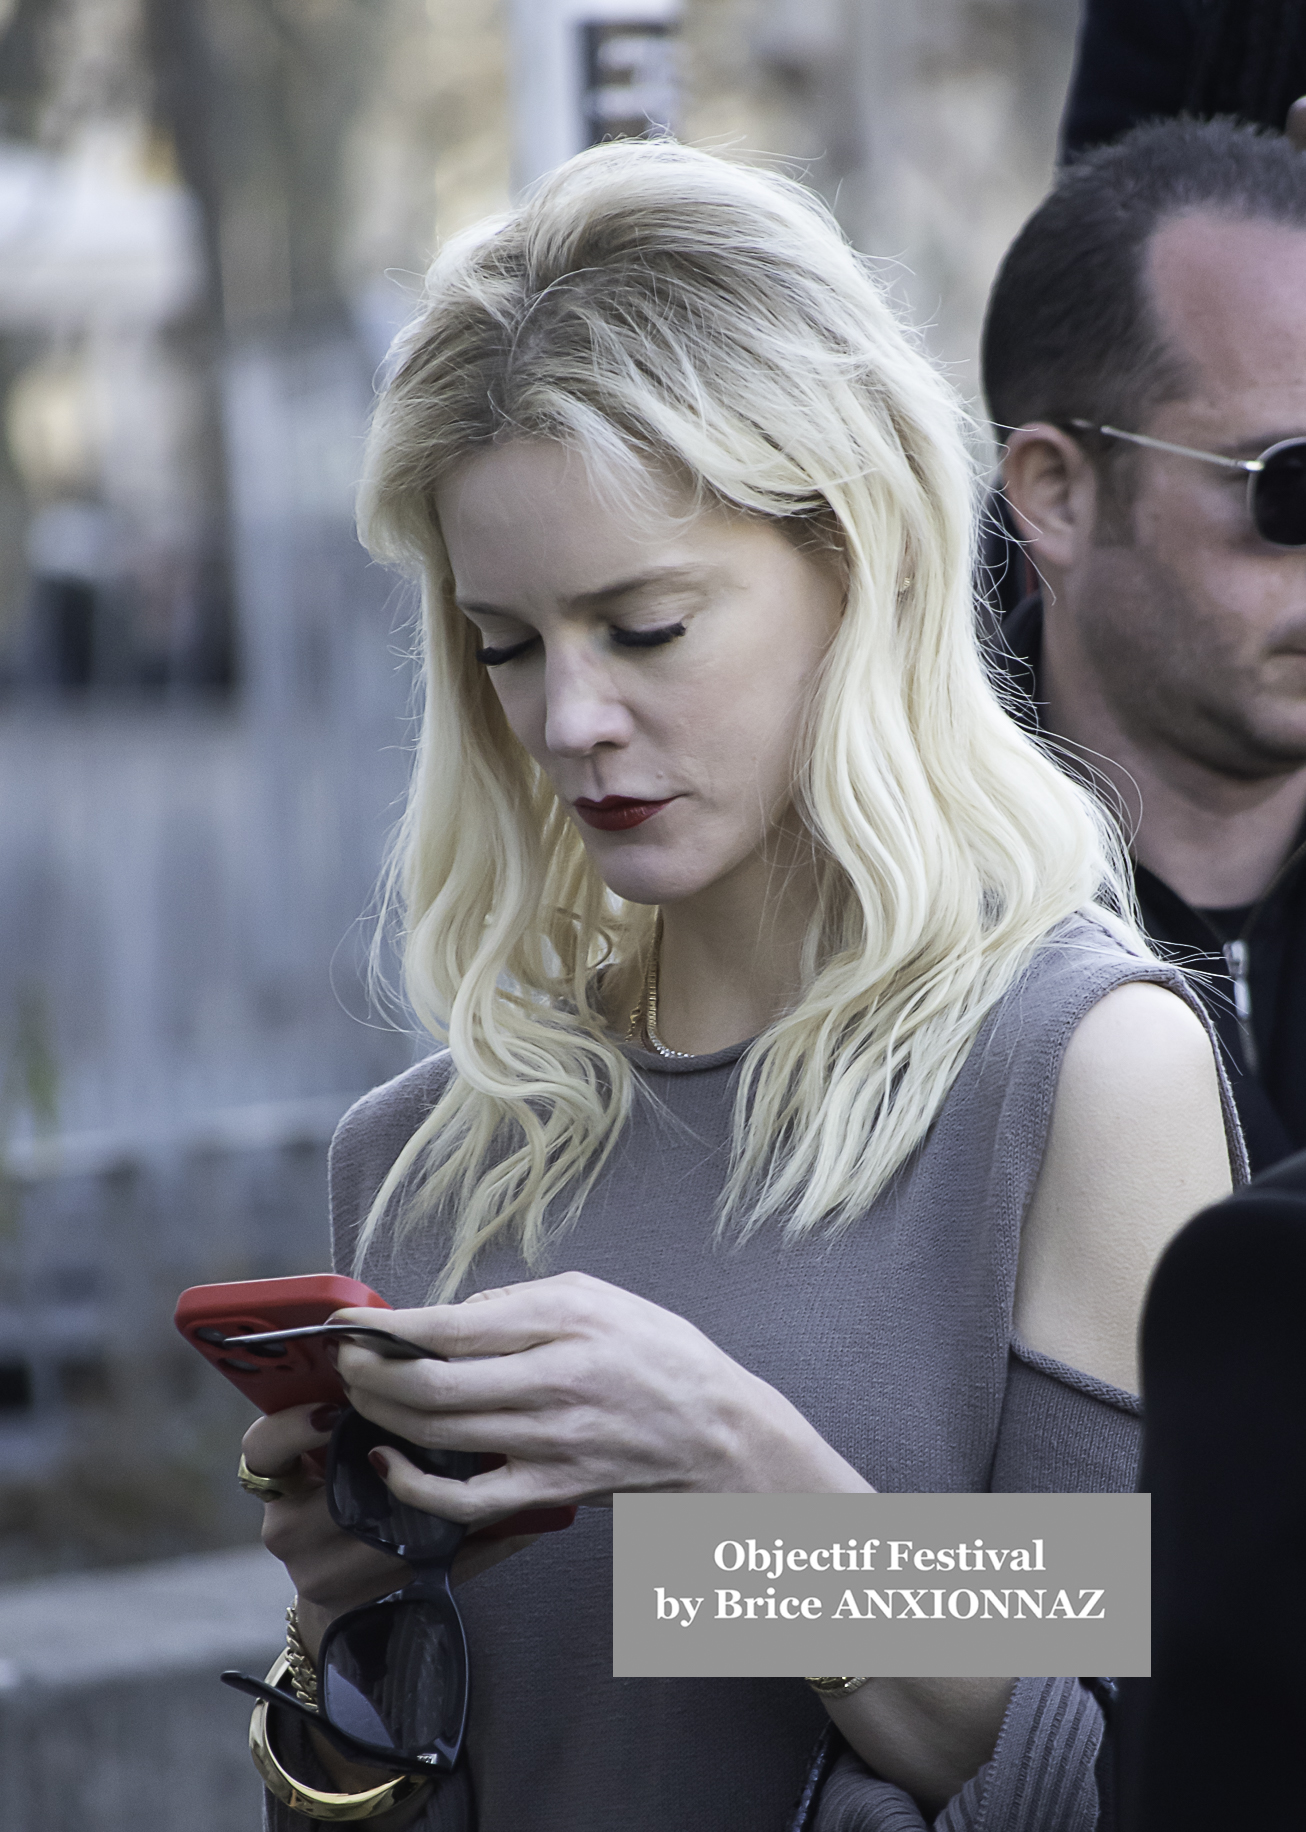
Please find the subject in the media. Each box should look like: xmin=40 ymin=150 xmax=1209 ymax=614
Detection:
xmin=221 ymin=1407 xmax=477 ymax=1775
xmin=1068 ymin=420 xmax=1306 ymax=548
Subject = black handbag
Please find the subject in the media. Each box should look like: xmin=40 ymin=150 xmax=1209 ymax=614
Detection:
xmin=787 ymin=1724 xmax=845 ymax=1832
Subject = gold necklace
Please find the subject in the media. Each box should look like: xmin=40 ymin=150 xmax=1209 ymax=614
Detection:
xmin=626 ymin=928 xmax=695 ymax=1059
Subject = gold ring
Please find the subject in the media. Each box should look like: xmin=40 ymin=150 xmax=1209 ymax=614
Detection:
xmin=249 ymin=1652 xmax=429 ymax=1820
xmin=806 ymin=1675 xmax=872 ymax=1698
xmin=238 ymin=1454 xmax=311 ymax=1502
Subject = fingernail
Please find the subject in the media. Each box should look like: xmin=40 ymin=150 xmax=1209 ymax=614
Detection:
xmin=309 ymin=1405 xmax=343 ymax=1433
xmin=369 ymin=1448 xmax=390 ymax=1479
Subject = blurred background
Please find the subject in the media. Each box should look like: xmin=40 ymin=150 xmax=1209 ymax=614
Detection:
xmin=0 ymin=0 xmax=1077 ymax=1823
xmin=0 ymin=0 xmax=1079 ymax=1584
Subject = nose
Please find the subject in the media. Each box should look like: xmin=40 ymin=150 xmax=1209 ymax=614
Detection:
xmin=543 ymin=647 xmax=633 ymax=757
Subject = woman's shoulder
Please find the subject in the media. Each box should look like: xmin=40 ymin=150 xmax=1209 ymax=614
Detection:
xmin=328 ymin=1051 xmax=456 ymax=1263
xmin=919 ymin=906 xmax=1237 ymax=1219
xmin=989 ymin=907 xmax=1190 ymax=1058
xmin=332 ymin=1050 xmax=456 ymax=1160
xmin=1019 ymin=905 xmax=1161 ymax=984
xmin=961 ymin=905 xmax=1233 ymax=1125
xmin=1016 ymin=977 xmax=1236 ymax=1389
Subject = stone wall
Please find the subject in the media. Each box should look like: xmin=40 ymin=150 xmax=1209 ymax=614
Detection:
xmin=0 ymin=1121 xmax=350 ymax=1580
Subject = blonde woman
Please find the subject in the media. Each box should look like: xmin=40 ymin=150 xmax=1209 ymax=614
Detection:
xmin=244 ymin=142 xmax=1240 ymax=1832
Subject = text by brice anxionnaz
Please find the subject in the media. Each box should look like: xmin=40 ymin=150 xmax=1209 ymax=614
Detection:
xmin=655 ymin=1536 xmax=1107 ymax=1627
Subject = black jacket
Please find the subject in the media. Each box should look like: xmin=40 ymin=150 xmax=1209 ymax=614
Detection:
xmin=1059 ymin=0 xmax=1306 ymax=161
xmin=1106 ymin=1145 xmax=1306 ymax=1830
xmin=995 ymin=594 xmax=1306 ymax=1172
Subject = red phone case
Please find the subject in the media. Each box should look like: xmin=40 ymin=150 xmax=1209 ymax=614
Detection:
xmin=175 ymin=1274 xmax=392 ymax=1414
xmin=174 ymin=1274 xmax=575 ymax=1541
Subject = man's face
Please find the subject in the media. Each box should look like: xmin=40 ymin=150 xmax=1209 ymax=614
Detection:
xmin=1070 ymin=211 xmax=1306 ymax=780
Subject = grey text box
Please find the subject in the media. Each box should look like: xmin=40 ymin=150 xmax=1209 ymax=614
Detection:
xmin=613 ymin=1493 xmax=1149 ymax=1676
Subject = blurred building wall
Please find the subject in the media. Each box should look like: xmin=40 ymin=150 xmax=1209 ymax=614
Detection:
xmin=507 ymin=0 xmax=680 ymax=189
xmin=0 ymin=0 xmax=513 ymax=1577
xmin=682 ymin=0 xmax=1080 ymax=411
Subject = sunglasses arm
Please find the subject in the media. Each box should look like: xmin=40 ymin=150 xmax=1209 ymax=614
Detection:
xmin=1070 ymin=419 xmax=1262 ymax=473
xmin=219 ymin=1670 xmax=437 ymax=1775
xmin=221 ymin=1669 xmax=346 ymax=1745
xmin=212 ymin=1324 xmax=443 ymax=1361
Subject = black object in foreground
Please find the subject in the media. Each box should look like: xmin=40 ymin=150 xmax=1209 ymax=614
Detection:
xmin=1110 ymin=1147 xmax=1306 ymax=1830
xmin=1061 ymin=0 xmax=1306 ymax=162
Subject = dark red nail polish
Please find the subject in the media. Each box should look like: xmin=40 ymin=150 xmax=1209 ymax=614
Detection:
xmin=309 ymin=1405 xmax=343 ymax=1433
xmin=369 ymin=1448 xmax=390 ymax=1478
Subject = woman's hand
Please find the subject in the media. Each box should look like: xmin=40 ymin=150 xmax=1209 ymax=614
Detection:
xmin=242 ymin=1404 xmax=409 ymax=1657
xmin=242 ymin=1403 xmax=536 ymax=1654
xmin=825 ymin=1678 xmax=1016 ymax=1818
xmin=330 ymin=1272 xmax=871 ymax=1523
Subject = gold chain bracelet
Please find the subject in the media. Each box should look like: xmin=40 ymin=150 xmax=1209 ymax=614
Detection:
xmin=285 ymin=1604 xmax=319 ymax=1707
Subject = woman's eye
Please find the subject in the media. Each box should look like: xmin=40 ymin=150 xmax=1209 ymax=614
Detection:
xmin=474 ymin=621 xmax=686 ymax=664
xmin=475 ymin=634 xmax=539 ymax=666
xmin=609 ymin=621 xmax=686 ymax=650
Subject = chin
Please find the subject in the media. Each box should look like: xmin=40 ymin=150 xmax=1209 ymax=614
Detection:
xmin=582 ymin=846 xmax=721 ymax=909
xmin=1214 ymin=704 xmax=1306 ymax=774
xmin=594 ymin=869 xmax=711 ymax=907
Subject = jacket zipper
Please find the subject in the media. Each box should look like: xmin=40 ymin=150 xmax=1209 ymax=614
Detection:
xmin=1193 ymin=836 xmax=1306 ymax=1083
xmin=1219 ymin=938 xmax=1258 ymax=1077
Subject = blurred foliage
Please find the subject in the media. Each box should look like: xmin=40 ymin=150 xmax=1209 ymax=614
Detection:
xmin=0 ymin=983 xmax=59 ymax=1238
xmin=0 ymin=1432 xmax=262 ymax=1580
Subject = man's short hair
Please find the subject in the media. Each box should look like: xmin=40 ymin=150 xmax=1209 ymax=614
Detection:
xmin=982 ymin=118 xmax=1306 ymax=441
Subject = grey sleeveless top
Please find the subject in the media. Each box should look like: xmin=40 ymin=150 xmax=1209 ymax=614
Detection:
xmin=266 ymin=913 xmax=1244 ymax=1832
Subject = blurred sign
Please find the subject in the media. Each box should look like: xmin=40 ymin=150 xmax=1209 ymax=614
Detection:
xmin=508 ymin=0 xmax=681 ymax=191
xmin=582 ymin=22 xmax=679 ymax=144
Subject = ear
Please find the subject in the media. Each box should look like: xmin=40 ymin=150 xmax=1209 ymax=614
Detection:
xmin=1000 ymin=424 xmax=1101 ymax=574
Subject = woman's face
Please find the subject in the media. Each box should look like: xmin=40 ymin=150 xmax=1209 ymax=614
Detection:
xmin=436 ymin=440 xmax=843 ymax=909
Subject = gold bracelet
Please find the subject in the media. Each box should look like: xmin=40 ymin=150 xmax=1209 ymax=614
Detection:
xmin=249 ymin=1651 xmax=431 ymax=1821
xmin=806 ymin=1675 xmax=872 ymax=1699
xmin=285 ymin=1604 xmax=319 ymax=1707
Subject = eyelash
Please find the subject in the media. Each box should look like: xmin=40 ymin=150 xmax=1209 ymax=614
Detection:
xmin=474 ymin=621 xmax=687 ymax=666
xmin=474 ymin=636 xmax=536 ymax=666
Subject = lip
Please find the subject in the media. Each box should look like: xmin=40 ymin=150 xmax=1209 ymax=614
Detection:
xmin=573 ymin=795 xmax=675 ymax=832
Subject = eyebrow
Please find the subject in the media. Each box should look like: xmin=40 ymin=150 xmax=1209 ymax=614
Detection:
xmin=456 ymin=564 xmax=718 ymax=620
xmin=1222 ymin=431 xmax=1306 ymax=460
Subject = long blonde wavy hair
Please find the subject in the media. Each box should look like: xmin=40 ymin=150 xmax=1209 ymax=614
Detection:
xmin=356 ymin=139 xmax=1137 ymax=1298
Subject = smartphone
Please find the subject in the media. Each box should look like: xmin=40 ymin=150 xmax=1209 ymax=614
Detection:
xmin=175 ymin=1274 xmax=392 ymax=1414
xmin=174 ymin=1273 xmax=576 ymax=1541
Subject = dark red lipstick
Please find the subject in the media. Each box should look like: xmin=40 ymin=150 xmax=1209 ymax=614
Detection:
xmin=573 ymin=795 xmax=673 ymax=832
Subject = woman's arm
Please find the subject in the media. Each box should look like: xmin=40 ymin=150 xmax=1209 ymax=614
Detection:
xmin=243 ymin=1403 xmax=534 ymax=1822
xmin=816 ymin=980 xmax=1234 ymax=1814
xmin=341 ymin=1286 xmax=1013 ymax=1812
xmin=1013 ymin=980 xmax=1233 ymax=1393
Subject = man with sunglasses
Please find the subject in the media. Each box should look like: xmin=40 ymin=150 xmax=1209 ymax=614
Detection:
xmin=983 ymin=116 xmax=1306 ymax=1171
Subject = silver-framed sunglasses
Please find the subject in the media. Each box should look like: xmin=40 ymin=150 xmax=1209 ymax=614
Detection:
xmin=1068 ymin=419 xmax=1306 ymax=549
